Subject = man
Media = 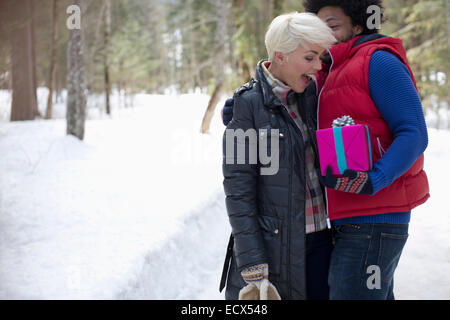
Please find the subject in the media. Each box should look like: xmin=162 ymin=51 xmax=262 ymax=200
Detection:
xmin=222 ymin=0 xmax=429 ymax=300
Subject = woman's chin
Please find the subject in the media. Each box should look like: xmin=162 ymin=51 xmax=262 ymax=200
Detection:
xmin=292 ymin=85 xmax=306 ymax=93
xmin=290 ymin=78 xmax=309 ymax=93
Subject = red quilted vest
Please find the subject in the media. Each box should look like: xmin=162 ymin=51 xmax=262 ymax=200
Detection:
xmin=317 ymin=35 xmax=430 ymax=220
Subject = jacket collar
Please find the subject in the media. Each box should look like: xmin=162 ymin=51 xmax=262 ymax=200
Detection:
xmin=328 ymin=34 xmax=406 ymax=68
xmin=255 ymin=60 xmax=284 ymax=109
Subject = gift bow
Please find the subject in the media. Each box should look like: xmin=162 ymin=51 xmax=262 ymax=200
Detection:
xmin=332 ymin=115 xmax=355 ymax=128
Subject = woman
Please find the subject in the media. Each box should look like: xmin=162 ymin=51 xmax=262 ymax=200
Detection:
xmin=220 ymin=12 xmax=336 ymax=300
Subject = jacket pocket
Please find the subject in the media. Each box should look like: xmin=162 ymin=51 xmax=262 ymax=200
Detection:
xmin=335 ymin=224 xmax=371 ymax=239
xmin=258 ymin=215 xmax=282 ymax=275
xmin=369 ymin=135 xmax=387 ymax=163
xmin=377 ymin=232 xmax=409 ymax=284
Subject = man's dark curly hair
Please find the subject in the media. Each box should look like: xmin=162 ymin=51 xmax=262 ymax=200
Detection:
xmin=302 ymin=0 xmax=386 ymax=35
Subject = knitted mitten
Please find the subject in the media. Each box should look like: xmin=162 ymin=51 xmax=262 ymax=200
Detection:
xmin=241 ymin=263 xmax=268 ymax=286
xmin=239 ymin=263 xmax=268 ymax=300
xmin=239 ymin=264 xmax=282 ymax=300
xmin=260 ymin=279 xmax=282 ymax=300
xmin=321 ymin=166 xmax=373 ymax=195
xmin=238 ymin=283 xmax=260 ymax=300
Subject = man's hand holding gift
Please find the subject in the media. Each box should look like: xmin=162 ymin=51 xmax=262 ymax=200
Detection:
xmin=320 ymin=166 xmax=373 ymax=195
xmin=317 ymin=115 xmax=374 ymax=195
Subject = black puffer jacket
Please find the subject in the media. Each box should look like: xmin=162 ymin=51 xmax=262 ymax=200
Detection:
xmin=220 ymin=61 xmax=321 ymax=300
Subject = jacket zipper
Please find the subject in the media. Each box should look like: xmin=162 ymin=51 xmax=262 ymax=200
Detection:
xmin=302 ymin=128 xmax=308 ymax=300
xmin=317 ymin=51 xmax=334 ymax=230
xmin=281 ymin=105 xmax=306 ymax=299
xmin=280 ymin=106 xmax=294 ymax=299
xmin=377 ymin=137 xmax=386 ymax=156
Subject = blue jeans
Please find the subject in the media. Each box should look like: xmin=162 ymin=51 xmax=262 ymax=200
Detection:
xmin=328 ymin=223 xmax=409 ymax=300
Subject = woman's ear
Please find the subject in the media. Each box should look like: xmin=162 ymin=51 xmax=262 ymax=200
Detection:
xmin=273 ymin=52 xmax=286 ymax=65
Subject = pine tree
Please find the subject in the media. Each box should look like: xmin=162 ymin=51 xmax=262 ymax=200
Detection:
xmin=384 ymin=0 xmax=449 ymax=127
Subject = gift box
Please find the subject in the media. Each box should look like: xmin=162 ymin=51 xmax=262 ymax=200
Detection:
xmin=316 ymin=124 xmax=373 ymax=176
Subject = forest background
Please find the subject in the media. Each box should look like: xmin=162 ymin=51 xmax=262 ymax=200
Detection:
xmin=0 ymin=0 xmax=449 ymax=134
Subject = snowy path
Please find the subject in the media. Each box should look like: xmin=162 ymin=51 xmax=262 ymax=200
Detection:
xmin=0 ymin=92 xmax=449 ymax=299
xmin=0 ymin=93 xmax=230 ymax=299
xmin=117 ymin=191 xmax=229 ymax=300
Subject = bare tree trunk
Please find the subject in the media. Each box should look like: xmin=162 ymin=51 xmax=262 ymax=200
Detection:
xmin=153 ymin=0 xmax=168 ymax=93
xmin=103 ymin=0 xmax=111 ymax=115
xmin=200 ymin=0 xmax=230 ymax=134
xmin=45 ymin=0 xmax=59 ymax=120
xmin=187 ymin=0 xmax=198 ymax=90
xmin=67 ymin=0 xmax=87 ymax=140
xmin=227 ymin=13 xmax=238 ymax=75
xmin=447 ymin=0 xmax=450 ymax=45
xmin=9 ymin=0 xmax=38 ymax=121
xmin=118 ymin=58 xmax=125 ymax=108
xmin=239 ymin=54 xmax=252 ymax=83
xmin=30 ymin=0 xmax=41 ymax=118
xmin=201 ymin=81 xmax=225 ymax=133
xmin=232 ymin=0 xmax=252 ymax=82
xmin=263 ymin=0 xmax=275 ymax=27
xmin=85 ymin=2 xmax=106 ymax=92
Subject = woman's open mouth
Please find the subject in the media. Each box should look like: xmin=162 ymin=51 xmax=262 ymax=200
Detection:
xmin=301 ymin=74 xmax=313 ymax=86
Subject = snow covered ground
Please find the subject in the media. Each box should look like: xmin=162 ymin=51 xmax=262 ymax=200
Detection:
xmin=0 ymin=90 xmax=449 ymax=300
xmin=0 ymin=91 xmax=229 ymax=299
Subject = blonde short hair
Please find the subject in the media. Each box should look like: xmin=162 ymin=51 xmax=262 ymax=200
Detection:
xmin=265 ymin=12 xmax=336 ymax=61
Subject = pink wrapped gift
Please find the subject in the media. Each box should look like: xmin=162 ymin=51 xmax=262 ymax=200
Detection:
xmin=316 ymin=124 xmax=373 ymax=176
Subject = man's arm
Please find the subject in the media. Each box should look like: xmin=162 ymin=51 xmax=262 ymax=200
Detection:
xmin=367 ymin=50 xmax=428 ymax=195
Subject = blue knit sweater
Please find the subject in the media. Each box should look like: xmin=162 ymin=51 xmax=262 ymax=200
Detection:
xmin=333 ymin=50 xmax=428 ymax=226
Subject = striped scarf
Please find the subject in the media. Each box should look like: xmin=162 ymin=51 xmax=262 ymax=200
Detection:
xmin=262 ymin=62 xmax=328 ymax=234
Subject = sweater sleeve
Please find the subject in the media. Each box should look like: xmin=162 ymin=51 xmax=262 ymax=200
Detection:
xmin=368 ymin=50 xmax=428 ymax=195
